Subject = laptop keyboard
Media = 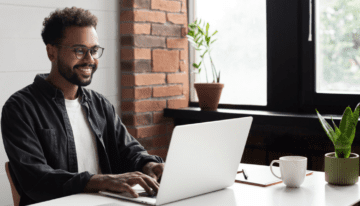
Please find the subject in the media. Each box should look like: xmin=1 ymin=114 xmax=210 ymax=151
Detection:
xmin=137 ymin=177 xmax=160 ymax=198
xmin=138 ymin=191 xmax=157 ymax=198
xmin=115 ymin=191 xmax=156 ymax=199
xmin=120 ymin=179 xmax=160 ymax=199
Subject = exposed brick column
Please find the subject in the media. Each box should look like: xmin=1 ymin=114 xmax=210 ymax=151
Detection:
xmin=120 ymin=0 xmax=189 ymax=161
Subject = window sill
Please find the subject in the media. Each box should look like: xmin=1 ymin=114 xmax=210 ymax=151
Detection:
xmin=164 ymin=107 xmax=341 ymax=131
xmin=163 ymin=107 xmax=360 ymax=171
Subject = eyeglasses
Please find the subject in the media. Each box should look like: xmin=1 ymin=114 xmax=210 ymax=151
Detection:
xmin=56 ymin=44 xmax=105 ymax=60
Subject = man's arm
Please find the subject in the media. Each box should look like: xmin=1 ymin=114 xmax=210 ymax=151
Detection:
xmin=1 ymin=104 xmax=93 ymax=203
xmin=109 ymin=103 xmax=164 ymax=172
xmin=142 ymin=161 xmax=165 ymax=182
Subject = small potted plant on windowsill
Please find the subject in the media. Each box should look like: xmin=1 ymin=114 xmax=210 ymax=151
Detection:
xmin=316 ymin=103 xmax=360 ymax=185
xmin=187 ymin=19 xmax=223 ymax=111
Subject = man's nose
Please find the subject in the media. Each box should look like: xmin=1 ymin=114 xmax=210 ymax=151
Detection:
xmin=83 ymin=50 xmax=95 ymax=63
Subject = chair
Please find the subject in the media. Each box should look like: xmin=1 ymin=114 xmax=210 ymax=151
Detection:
xmin=5 ymin=162 xmax=20 ymax=206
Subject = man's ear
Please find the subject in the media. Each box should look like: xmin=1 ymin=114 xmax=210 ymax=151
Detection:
xmin=46 ymin=44 xmax=57 ymax=62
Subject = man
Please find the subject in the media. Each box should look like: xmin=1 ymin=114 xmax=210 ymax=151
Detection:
xmin=1 ymin=7 xmax=164 ymax=206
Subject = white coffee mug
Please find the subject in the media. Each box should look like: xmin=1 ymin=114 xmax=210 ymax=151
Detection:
xmin=270 ymin=156 xmax=307 ymax=187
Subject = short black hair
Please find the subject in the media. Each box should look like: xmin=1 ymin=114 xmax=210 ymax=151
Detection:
xmin=41 ymin=7 xmax=98 ymax=46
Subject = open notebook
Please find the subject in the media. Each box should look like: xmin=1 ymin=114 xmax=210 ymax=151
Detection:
xmin=236 ymin=166 xmax=313 ymax=187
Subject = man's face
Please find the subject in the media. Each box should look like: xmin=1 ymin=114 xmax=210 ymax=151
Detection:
xmin=56 ymin=26 xmax=99 ymax=87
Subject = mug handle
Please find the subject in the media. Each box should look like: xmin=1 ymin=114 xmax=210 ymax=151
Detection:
xmin=270 ymin=160 xmax=281 ymax=179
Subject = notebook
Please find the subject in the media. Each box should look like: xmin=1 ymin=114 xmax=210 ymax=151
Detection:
xmin=236 ymin=166 xmax=313 ymax=187
xmin=99 ymin=117 xmax=253 ymax=205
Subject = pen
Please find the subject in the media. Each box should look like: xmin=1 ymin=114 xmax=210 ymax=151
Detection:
xmin=242 ymin=169 xmax=248 ymax=180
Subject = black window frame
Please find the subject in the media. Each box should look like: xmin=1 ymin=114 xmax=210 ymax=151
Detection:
xmin=188 ymin=0 xmax=360 ymax=115
xmin=301 ymin=0 xmax=360 ymax=114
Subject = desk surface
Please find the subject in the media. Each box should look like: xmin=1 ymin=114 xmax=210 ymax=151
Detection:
xmin=30 ymin=163 xmax=360 ymax=206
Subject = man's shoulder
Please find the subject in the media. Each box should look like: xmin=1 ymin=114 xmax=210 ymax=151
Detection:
xmin=3 ymin=84 xmax=36 ymax=109
xmin=82 ymin=88 xmax=113 ymax=107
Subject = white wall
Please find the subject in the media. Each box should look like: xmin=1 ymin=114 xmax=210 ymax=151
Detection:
xmin=0 ymin=1 xmax=121 ymax=205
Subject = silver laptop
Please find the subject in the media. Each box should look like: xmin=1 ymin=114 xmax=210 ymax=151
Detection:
xmin=99 ymin=117 xmax=253 ymax=205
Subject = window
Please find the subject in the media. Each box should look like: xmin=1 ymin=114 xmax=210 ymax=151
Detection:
xmin=189 ymin=0 xmax=267 ymax=106
xmin=315 ymin=0 xmax=360 ymax=94
xmin=302 ymin=0 xmax=360 ymax=113
xmin=188 ymin=0 xmax=360 ymax=114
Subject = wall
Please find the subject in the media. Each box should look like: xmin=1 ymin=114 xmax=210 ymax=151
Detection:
xmin=119 ymin=0 xmax=189 ymax=160
xmin=0 ymin=1 xmax=120 ymax=205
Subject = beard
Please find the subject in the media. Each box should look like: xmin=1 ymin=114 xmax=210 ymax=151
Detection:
xmin=56 ymin=57 xmax=97 ymax=87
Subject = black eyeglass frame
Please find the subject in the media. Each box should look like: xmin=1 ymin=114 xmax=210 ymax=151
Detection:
xmin=56 ymin=44 xmax=105 ymax=60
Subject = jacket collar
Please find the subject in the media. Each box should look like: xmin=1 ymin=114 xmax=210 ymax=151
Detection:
xmin=34 ymin=73 xmax=91 ymax=103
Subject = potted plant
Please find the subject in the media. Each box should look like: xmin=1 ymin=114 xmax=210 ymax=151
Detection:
xmin=187 ymin=19 xmax=223 ymax=111
xmin=316 ymin=103 xmax=360 ymax=185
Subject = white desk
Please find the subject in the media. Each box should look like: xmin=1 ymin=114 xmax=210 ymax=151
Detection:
xmin=30 ymin=163 xmax=360 ymax=206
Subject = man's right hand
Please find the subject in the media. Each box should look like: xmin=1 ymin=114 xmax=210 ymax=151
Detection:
xmin=84 ymin=172 xmax=160 ymax=198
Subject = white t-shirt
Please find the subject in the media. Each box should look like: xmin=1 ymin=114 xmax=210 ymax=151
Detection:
xmin=65 ymin=96 xmax=102 ymax=175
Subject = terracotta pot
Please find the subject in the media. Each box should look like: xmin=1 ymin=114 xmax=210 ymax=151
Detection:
xmin=325 ymin=152 xmax=359 ymax=185
xmin=194 ymin=83 xmax=224 ymax=111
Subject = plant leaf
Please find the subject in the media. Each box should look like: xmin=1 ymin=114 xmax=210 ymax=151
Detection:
xmin=339 ymin=107 xmax=353 ymax=137
xmin=336 ymin=107 xmax=356 ymax=152
xmin=211 ymin=39 xmax=217 ymax=44
xmin=197 ymin=26 xmax=204 ymax=35
xmin=202 ymin=50 xmax=208 ymax=57
xmin=194 ymin=32 xmax=201 ymax=40
xmin=188 ymin=24 xmax=196 ymax=30
xmin=199 ymin=39 xmax=204 ymax=46
xmin=336 ymin=123 xmax=355 ymax=150
xmin=187 ymin=30 xmax=194 ymax=36
xmin=348 ymin=123 xmax=356 ymax=146
xmin=212 ymin=30 xmax=218 ymax=36
xmin=206 ymin=23 xmax=209 ymax=36
xmin=331 ymin=117 xmax=341 ymax=138
xmin=316 ymin=109 xmax=337 ymax=144
xmin=353 ymin=102 xmax=360 ymax=128
xmin=192 ymin=63 xmax=199 ymax=68
xmin=206 ymin=36 xmax=211 ymax=46
xmin=194 ymin=37 xmax=199 ymax=43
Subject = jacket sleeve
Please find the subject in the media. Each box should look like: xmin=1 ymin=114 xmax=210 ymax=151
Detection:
xmin=1 ymin=104 xmax=94 ymax=203
xmin=110 ymin=104 xmax=164 ymax=173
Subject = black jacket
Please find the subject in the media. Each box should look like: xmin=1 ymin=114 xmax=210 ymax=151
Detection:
xmin=1 ymin=73 xmax=163 ymax=205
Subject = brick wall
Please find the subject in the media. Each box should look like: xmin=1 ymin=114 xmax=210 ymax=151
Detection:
xmin=120 ymin=0 xmax=189 ymax=161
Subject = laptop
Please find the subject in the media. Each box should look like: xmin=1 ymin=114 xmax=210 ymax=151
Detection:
xmin=99 ymin=116 xmax=253 ymax=205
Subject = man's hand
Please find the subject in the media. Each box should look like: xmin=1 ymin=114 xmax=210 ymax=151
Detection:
xmin=142 ymin=162 xmax=165 ymax=183
xmin=84 ymin=172 xmax=159 ymax=198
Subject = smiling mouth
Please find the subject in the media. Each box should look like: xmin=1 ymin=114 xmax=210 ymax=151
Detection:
xmin=77 ymin=67 xmax=92 ymax=75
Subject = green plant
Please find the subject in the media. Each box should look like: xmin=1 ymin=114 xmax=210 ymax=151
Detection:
xmin=187 ymin=19 xmax=220 ymax=83
xmin=316 ymin=103 xmax=360 ymax=158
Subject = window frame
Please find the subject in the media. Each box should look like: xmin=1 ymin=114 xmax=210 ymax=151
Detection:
xmin=188 ymin=0 xmax=360 ymax=115
xmin=301 ymin=0 xmax=360 ymax=114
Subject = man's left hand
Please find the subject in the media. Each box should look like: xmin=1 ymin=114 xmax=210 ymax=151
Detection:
xmin=142 ymin=162 xmax=165 ymax=182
